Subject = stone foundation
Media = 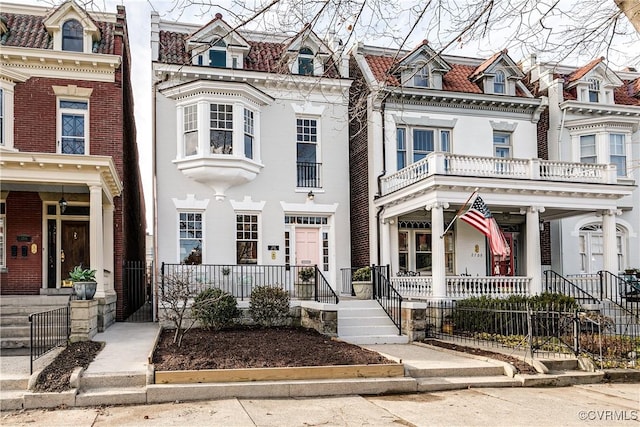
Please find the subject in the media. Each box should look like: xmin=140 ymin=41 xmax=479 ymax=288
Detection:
xmin=97 ymin=293 xmax=117 ymax=331
xmin=300 ymin=302 xmax=338 ymax=336
xmin=401 ymin=301 xmax=427 ymax=341
xmin=70 ymin=299 xmax=99 ymax=342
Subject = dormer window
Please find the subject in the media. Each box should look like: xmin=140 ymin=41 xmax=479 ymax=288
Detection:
xmin=588 ymin=78 xmax=600 ymax=102
xmin=494 ymin=70 xmax=505 ymax=94
xmin=414 ymin=66 xmax=430 ymax=87
xmin=208 ymin=39 xmax=227 ymax=67
xmin=298 ymin=47 xmax=314 ymax=76
xmin=62 ymin=19 xmax=83 ymax=52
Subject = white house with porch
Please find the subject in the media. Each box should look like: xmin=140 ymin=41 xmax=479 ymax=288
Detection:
xmin=350 ymin=42 xmax=635 ymax=301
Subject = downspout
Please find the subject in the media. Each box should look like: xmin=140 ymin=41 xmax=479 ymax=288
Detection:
xmin=375 ymin=93 xmax=388 ymax=265
xmin=557 ymin=107 xmax=566 ymax=161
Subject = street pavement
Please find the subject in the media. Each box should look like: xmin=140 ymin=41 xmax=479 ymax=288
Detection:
xmin=2 ymin=383 xmax=638 ymax=426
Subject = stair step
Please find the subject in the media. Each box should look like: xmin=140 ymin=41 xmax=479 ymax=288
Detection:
xmin=407 ymin=365 xmax=506 ymax=378
xmin=338 ymin=335 xmax=409 ymax=345
xmin=338 ymin=316 xmax=392 ymax=327
xmin=417 ymin=375 xmax=521 ymax=391
xmin=81 ymin=372 xmax=147 ymax=389
xmin=339 ymin=325 xmax=400 ymax=336
xmin=75 ymin=387 xmax=147 ymax=406
xmin=0 ymin=390 xmax=26 ymax=411
xmin=0 ymin=325 xmax=31 ymax=338
xmin=0 ymin=316 xmax=30 ymax=326
xmin=0 ymin=376 xmax=29 ymax=391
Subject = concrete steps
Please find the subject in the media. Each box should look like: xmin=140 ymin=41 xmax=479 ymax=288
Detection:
xmin=337 ymin=300 xmax=409 ymax=345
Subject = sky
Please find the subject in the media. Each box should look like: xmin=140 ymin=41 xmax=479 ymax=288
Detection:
xmin=12 ymin=1 xmax=640 ymax=234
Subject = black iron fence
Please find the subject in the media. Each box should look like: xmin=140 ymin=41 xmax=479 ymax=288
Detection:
xmin=372 ymin=265 xmax=402 ymax=334
xmin=160 ymin=263 xmax=338 ymax=304
xmin=296 ymin=162 xmax=322 ymax=188
xmin=29 ymin=304 xmax=70 ymax=374
xmin=124 ymin=260 xmax=153 ymax=322
xmin=599 ymin=271 xmax=640 ymax=320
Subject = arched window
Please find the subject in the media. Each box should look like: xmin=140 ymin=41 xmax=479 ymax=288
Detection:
xmin=209 ymin=39 xmax=227 ymax=67
xmin=298 ymin=47 xmax=314 ymax=76
xmin=62 ymin=19 xmax=83 ymax=52
xmin=494 ymin=70 xmax=505 ymax=94
xmin=578 ymin=223 xmax=626 ymax=273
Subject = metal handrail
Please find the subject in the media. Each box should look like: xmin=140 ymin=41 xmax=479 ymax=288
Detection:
xmin=29 ymin=302 xmax=71 ymax=374
xmin=372 ymin=264 xmax=403 ymax=334
xmin=544 ymin=270 xmax=599 ymax=305
xmin=315 ymin=267 xmax=339 ymax=304
xmin=598 ymin=270 xmax=640 ymax=320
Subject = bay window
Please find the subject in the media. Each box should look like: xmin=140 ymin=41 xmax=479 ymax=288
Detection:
xmin=183 ymin=105 xmax=198 ymax=156
xmin=579 ymin=135 xmax=596 ymax=164
xmin=210 ymin=103 xmax=233 ymax=154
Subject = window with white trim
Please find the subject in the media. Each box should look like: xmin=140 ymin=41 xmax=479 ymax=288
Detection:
xmin=588 ymin=78 xmax=600 ymax=103
xmin=494 ymin=70 xmax=505 ymax=94
xmin=398 ymin=227 xmax=455 ymax=274
xmin=236 ymin=214 xmax=258 ymax=264
xmin=179 ymin=212 xmax=202 ymax=265
xmin=609 ymin=133 xmax=626 ymax=176
xmin=59 ymin=100 xmax=88 ymax=154
xmin=414 ymin=66 xmax=430 ymax=87
xmin=244 ymin=109 xmax=254 ymax=160
xmin=62 ymin=19 xmax=83 ymax=52
xmin=298 ymin=47 xmax=314 ymax=76
xmin=296 ymin=118 xmax=320 ymax=187
xmin=396 ymin=127 xmax=452 ymax=169
xmin=0 ymin=201 xmax=5 ymax=269
xmin=183 ymin=105 xmax=198 ymax=156
xmin=210 ymin=103 xmax=233 ymax=154
xmin=579 ymin=134 xmax=596 ymax=164
xmin=579 ymin=223 xmax=625 ymax=273
xmin=493 ymin=132 xmax=511 ymax=158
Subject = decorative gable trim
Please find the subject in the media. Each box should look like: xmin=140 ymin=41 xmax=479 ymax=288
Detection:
xmin=283 ymin=25 xmax=332 ymax=76
xmin=469 ymin=50 xmax=525 ymax=96
xmin=394 ymin=41 xmax=451 ymax=90
xmin=186 ymin=13 xmax=250 ymax=69
xmin=43 ymin=0 xmax=101 ymax=52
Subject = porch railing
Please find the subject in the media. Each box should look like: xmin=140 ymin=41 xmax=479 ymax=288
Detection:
xmin=380 ymin=152 xmax=615 ymax=196
xmin=390 ymin=275 xmax=531 ymax=299
xmin=29 ymin=304 xmax=70 ymax=374
xmin=160 ymin=263 xmax=338 ymax=304
xmin=599 ymin=270 xmax=640 ymax=320
xmin=372 ymin=265 xmax=402 ymax=334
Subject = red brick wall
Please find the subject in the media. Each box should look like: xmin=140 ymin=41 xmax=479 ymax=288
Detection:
xmin=0 ymin=193 xmax=43 ymax=295
xmin=349 ymin=56 xmax=371 ymax=267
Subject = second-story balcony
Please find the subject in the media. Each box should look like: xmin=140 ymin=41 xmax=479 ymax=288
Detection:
xmin=297 ymin=162 xmax=322 ymax=188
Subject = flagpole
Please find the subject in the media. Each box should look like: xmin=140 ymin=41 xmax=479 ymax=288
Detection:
xmin=440 ymin=188 xmax=479 ymax=238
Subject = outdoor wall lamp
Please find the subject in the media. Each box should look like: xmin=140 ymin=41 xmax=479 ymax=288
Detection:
xmin=539 ymin=219 xmax=545 ymax=232
xmin=307 ymin=190 xmax=315 ymax=201
xmin=59 ymin=186 xmax=68 ymax=213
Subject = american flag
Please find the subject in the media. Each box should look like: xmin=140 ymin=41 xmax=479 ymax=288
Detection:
xmin=460 ymin=195 xmax=510 ymax=257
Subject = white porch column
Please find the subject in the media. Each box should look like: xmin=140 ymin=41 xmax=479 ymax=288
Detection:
xmin=103 ymin=203 xmax=114 ymax=293
xmin=427 ymin=202 xmax=449 ymax=298
xmin=380 ymin=217 xmax=394 ymax=269
xmin=601 ymin=209 xmax=619 ymax=273
xmin=522 ymin=206 xmax=544 ymax=295
xmin=89 ymin=185 xmax=105 ymax=297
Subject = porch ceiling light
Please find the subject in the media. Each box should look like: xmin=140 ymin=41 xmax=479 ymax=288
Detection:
xmin=59 ymin=186 xmax=68 ymax=213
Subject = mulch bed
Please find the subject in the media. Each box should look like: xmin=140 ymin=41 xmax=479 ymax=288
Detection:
xmin=424 ymin=339 xmax=539 ymax=374
xmin=152 ymin=326 xmax=394 ymax=371
xmin=34 ymin=341 xmax=104 ymax=392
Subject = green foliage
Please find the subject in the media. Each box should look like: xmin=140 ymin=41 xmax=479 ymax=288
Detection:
xmin=352 ymin=266 xmax=371 ymax=282
xmin=249 ymin=285 xmax=290 ymax=327
xmin=298 ymin=267 xmax=315 ymax=283
xmin=192 ymin=288 xmax=239 ymax=330
xmin=69 ymin=265 xmax=96 ymax=282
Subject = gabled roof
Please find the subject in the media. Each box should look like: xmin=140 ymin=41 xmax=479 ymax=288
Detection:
xmin=393 ymin=40 xmax=451 ymax=73
xmin=186 ymin=13 xmax=249 ymax=50
xmin=565 ymin=57 xmax=624 ymax=88
xmin=283 ymin=23 xmax=331 ymax=56
xmin=469 ymin=49 xmax=524 ymax=80
xmin=43 ymin=0 xmax=101 ymax=42
xmin=157 ymin=27 xmax=341 ymax=78
xmin=566 ymin=57 xmax=604 ymax=83
xmin=0 ymin=11 xmax=115 ymax=53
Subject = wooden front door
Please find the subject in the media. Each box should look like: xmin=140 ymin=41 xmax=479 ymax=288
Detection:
xmin=61 ymin=221 xmax=89 ymax=282
xmin=295 ymin=228 xmax=320 ymax=267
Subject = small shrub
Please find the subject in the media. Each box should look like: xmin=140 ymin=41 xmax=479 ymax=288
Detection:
xmin=192 ymin=288 xmax=239 ymax=330
xmin=250 ymin=286 xmax=290 ymax=327
xmin=352 ymin=266 xmax=371 ymax=282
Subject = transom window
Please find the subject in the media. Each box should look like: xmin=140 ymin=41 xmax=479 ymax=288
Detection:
xmin=609 ymin=133 xmax=626 ymax=176
xmin=414 ymin=66 xmax=430 ymax=87
xmin=179 ymin=212 xmax=202 ymax=265
xmin=588 ymin=78 xmax=600 ymax=102
xmin=236 ymin=214 xmax=258 ymax=264
xmin=494 ymin=70 xmax=505 ymax=94
xmin=296 ymin=118 xmax=320 ymax=187
xmin=244 ymin=109 xmax=254 ymax=160
xmin=396 ymin=127 xmax=451 ymax=169
xmin=62 ymin=19 xmax=83 ymax=52
xmin=298 ymin=47 xmax=314 ymax=76
xmin=60 ymin=100 xmax=88 ymax=154
xmin=210 ymin=103 xmax=233 ymax=154
xmin=183 ymin=105 xmax=198 ymax=156
xmin=579 ymin=134 xmax=596 ymax=163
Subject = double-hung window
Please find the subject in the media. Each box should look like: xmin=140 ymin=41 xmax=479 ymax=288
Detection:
xmin=179 ymin=212 xmax=202 ymax=264
xmin=236 ymin=214 xmax=258 ymax=264
xmin=588 ymin=78 xmax=600 ymax=103
xmin=296 ymin=118 xmax=320 ymax=187
xmin=244 ymin=109 xmax=254 ymax=160
xmin=397 ymin=128 xmax=407 ymax=170
xmin=183 ymin=105 xmax=198 ymax=156
xmin=414 ymin=66 xmax=429 ymax=87
xmin=609 ymin=133 xmax=626 ymax=176
xmin=494 ymin=70 xmax=505 ymax=94
xmin=493 ymin=132 xmax=511 ymax=173
xmin=210 ymin=103 xmax=233 ymax=154
xmin=298 ymin=47 xmax=314 ymax=76
xmin=60 ymin=100 xmax=88 ymax=154
xmin=209 ymin=39 xmax=227 ymax=67
xmin=579 ymin=134 xmax=596 ymax=163
xmin=62 ymin=19 xmax=83 ymax=52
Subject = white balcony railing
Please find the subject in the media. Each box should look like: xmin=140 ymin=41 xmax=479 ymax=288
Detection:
xmin=391 ymin=275 xmax=532 ymax=299
xmin=381 ymin=152 xmax=617 ymax=195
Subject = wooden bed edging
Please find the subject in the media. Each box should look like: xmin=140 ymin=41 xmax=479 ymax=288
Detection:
xmin=154 ymin=363 xmax=405 ymax=384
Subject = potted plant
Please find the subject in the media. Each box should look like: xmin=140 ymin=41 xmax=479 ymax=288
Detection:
xmin=69 ymin=265 xmax=97 ymax=300
xmin=295 ymin=267 xmax=315 ymax=300
xmin=352 ymin=266 xmax=373 ymax=299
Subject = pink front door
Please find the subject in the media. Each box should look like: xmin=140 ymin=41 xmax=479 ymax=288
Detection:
xmin=295 ymin=228 xmax=320 ymax=267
